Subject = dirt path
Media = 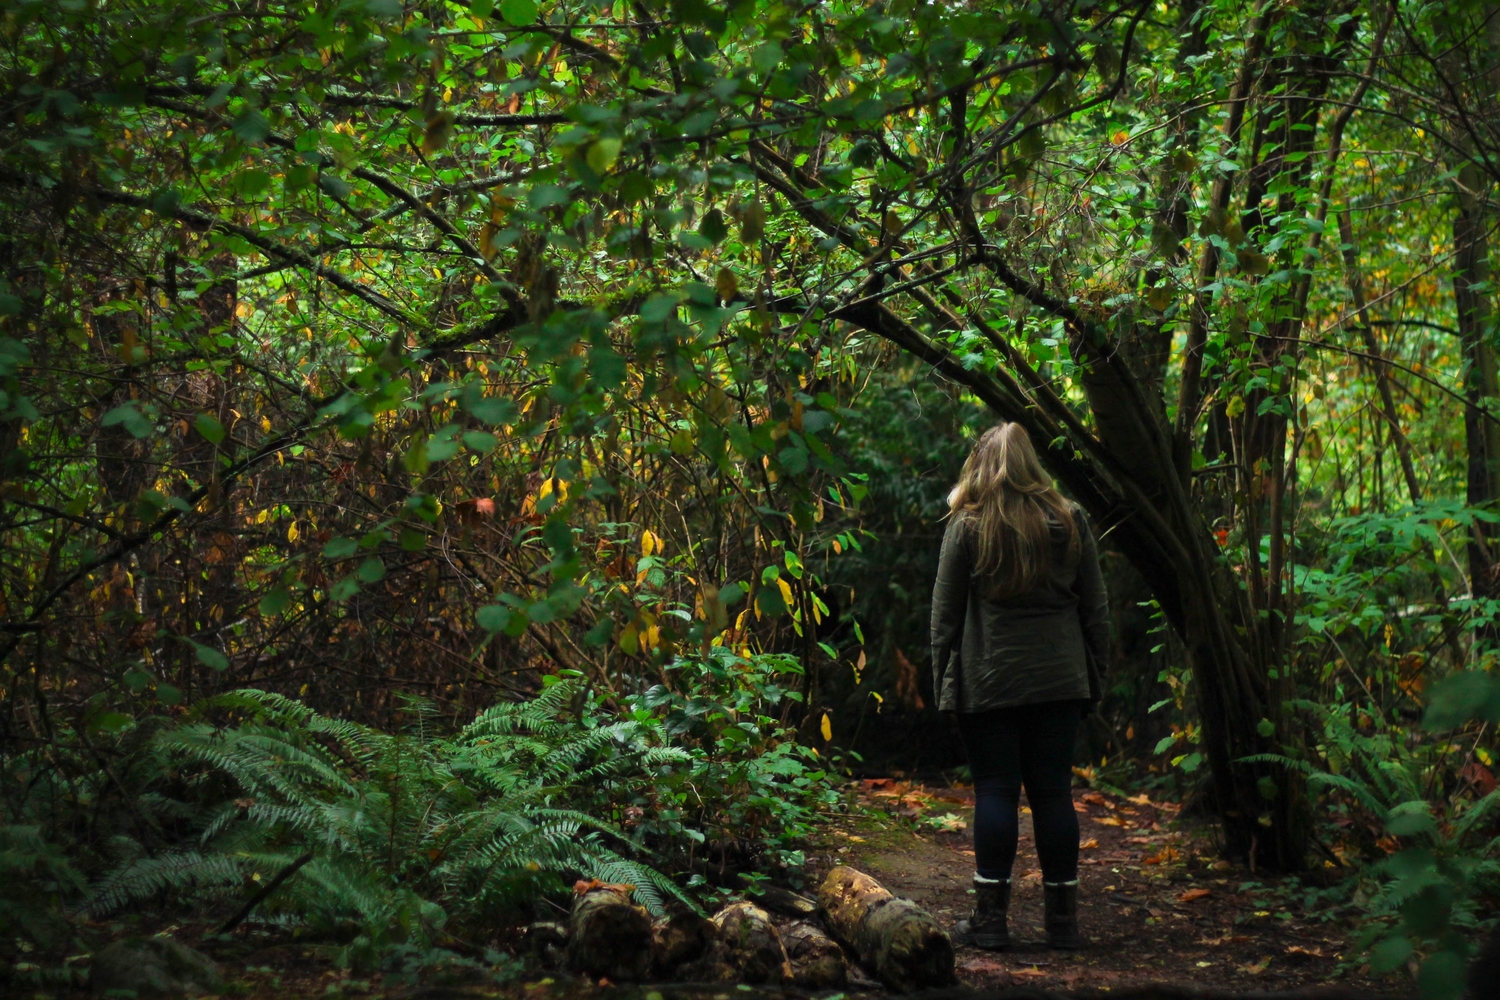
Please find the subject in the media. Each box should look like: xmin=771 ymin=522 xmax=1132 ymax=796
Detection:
xmin=802 ymin=779 xmax=1408 ymax=994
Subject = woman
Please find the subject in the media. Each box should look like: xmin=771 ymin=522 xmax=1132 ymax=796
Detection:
xmin=930 ymin=423 xmax=1110 ymax=951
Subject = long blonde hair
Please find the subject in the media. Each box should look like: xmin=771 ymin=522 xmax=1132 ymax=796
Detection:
xmin=948 ymin=423 xmax=1079 ymax=597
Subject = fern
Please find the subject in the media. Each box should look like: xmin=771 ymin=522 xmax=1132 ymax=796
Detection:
xmin=79 ymin=679 xmax=694 ymax=942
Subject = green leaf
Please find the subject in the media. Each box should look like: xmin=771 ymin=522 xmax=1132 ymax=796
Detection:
xmin=103 ymin=403 xmax=154 ymax=439
xmin=463 ymin=431 xmax=498 ymax=452
xmin=184 ymin=638 xmax=229 ymax=671
xmin=464 ymin=392 xmax=519 ymax=425
xmin=194 ymin=413 xmax=225 ymax=444
xmin=1386 ymin=800 xmax=1437 ymax=837
xmin=587 ymin=138 xmax=622 ymax=174
xmin=1153 ymin=735 xmax=1179 ymax=754
xmin=258 ymin=586 xmax=292 ymax=616
xmin=356 ymin=557 xmax=386 ymax=583
xmin=1417 ymin=950 xmax=1468 ymax=1000
xmin=698 ymin=208 xmax=728 ymax=244
xmin=232 ymin=108 xmax=270 ymax=144
xmin=1400 ymin=883 xmax=1454 ymax=936
xmin=426 ymin=435 xmax=459 ymax=462
xmin=756 ymin=586 xmax=787 ymax=618
xmin=318 ymin=172 xmax=352 ymax=200
xmin=1424 ymin=670 xmax=1500 ymax=728
xmin=477 ymin=604 xmax=513 ymax=632
xmin=499 ymin=0 xmax=538 ymax=25
xmin=324 ymin=536 xmax=359 ymax=560
xmin=329 ymin=578 xmax=360 ymax=601
xmin=752 ymin=41 xmax=783 ymax=74
xmin=1370 ymin=934 xmax=1412 ymax=974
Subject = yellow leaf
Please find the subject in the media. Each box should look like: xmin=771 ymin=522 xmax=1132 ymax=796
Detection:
xmin=820 ymin=712 xmax=832 ymax=741
xmin=715 ymin=267 xmax=739 ymax=303
xmin=287 ymin=522 xmax=299 ymax=542
xmin=1225 ymin=395 xmax=1246 ymax=418
xmin=255 ymin=508 xmax=270 ymax=524
xmin=777 ymin=576 xmax=794 ymax=608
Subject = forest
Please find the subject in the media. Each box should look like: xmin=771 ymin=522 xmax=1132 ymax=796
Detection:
xmin=4 ymin=0 xmax=1500 ymax=996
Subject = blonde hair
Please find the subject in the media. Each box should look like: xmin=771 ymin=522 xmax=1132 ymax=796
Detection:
xmin=948 ymin=423 xmax=1079 ymax=597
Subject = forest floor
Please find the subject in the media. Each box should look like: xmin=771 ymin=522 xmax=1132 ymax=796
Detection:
xmin=64 ymin=780 xmax=1423 ymax=999
xmin=803 ymin=777 xmax=1410 ymax=995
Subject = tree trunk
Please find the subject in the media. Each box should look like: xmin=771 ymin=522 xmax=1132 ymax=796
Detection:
xmin=1455 ymin=160 xmax=1500 ymax=622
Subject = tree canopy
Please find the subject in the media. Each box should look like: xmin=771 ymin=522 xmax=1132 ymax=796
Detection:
xmin=8 ymin=0 xmax=1500 ymax=995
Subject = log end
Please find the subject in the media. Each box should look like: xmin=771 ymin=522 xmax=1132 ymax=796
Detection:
xmin=567 ymin=886 xmax=654 ymax=982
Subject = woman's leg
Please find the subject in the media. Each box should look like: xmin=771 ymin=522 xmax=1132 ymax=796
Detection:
xmin=1016 ymin=701 xmax=1081 ymax=883
xmin=956 ymin=710 xmax=1023 ymax=881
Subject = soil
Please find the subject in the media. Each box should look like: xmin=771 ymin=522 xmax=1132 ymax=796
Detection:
xmin=801 ymin=778 xmax=1413 ymax=995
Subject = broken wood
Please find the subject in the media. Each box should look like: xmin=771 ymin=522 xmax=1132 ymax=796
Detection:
xmin=567 ymin=885 xmax=654 ymax=982
xmin=817 ymin=865 xmax=955 ymax=992
xmin=781 ymin=919 xmax=847 ymax=989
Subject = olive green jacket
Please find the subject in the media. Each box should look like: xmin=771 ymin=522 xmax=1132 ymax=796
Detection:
xmin=929 ymin=507 xmax=1110 ymax=714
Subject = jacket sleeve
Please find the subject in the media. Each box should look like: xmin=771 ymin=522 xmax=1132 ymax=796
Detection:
xmin=930 ymin=516 xmax=971 ymax=707
xmin=1075 ymin=511 xmax=1112 ymax=702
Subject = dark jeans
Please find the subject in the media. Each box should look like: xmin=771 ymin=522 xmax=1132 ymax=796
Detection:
xmin=956 ymin=700 xmax=1083 ymax=883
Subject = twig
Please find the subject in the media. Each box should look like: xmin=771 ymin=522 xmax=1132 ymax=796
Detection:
xmin=215 ymin=850 xmax=315 ymax=935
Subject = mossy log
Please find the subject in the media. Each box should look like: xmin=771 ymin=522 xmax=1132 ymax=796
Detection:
xmin=817 ymin=865 xmax=955 ymax=992
xmin=568 ymin=886 xmax=654 ymax=982
xmin=652 ymin=905 xmax=714 ymax=975
xmin=781 ymin=919 xmax=847 ymax=989
xmin=677 ymin=900 xmax=791 ymax=983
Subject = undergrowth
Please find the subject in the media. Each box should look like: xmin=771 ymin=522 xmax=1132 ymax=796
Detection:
xmin=0 ymin=652 xmax=838 ymax=987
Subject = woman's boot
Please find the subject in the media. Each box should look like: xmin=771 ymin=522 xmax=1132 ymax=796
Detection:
xmin=1043 ymin=880 xmax=1081 ymax=949
xmin=955 ymin=875 xmax=1010 ymax=950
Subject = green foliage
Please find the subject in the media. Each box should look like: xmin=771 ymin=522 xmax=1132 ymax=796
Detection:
xmin=2 ymin=672 xmax=836 ymax=976
xmin=1248 ymin=698 xmax=1500 ymax=999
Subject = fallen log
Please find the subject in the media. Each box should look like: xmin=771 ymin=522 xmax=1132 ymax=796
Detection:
xmin=652 ymin=904 xmax=714 ymax=975
xmin=567 ymin=884 xmax=654 ymax=982
xmin=817 ymin=865 xmax=955 ymax=992
xmin=781 ymin=919 xmax=847 ymax=989
xmin=678 ymin=900 xmax=792 ymax=983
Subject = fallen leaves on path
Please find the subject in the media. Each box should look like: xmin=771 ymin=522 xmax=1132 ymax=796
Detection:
xmin=1177 ymin=887 xmax=1212 ymax=903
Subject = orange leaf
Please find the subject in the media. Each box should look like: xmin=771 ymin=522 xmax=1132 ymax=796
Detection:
xmin=1178 ymin=888 xmax=1212 ymax=903
xmin=1080 ymin=838 xmax=1100 ymax=850
xmin=1097 ymin=815 xmax=1126 ymax=827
